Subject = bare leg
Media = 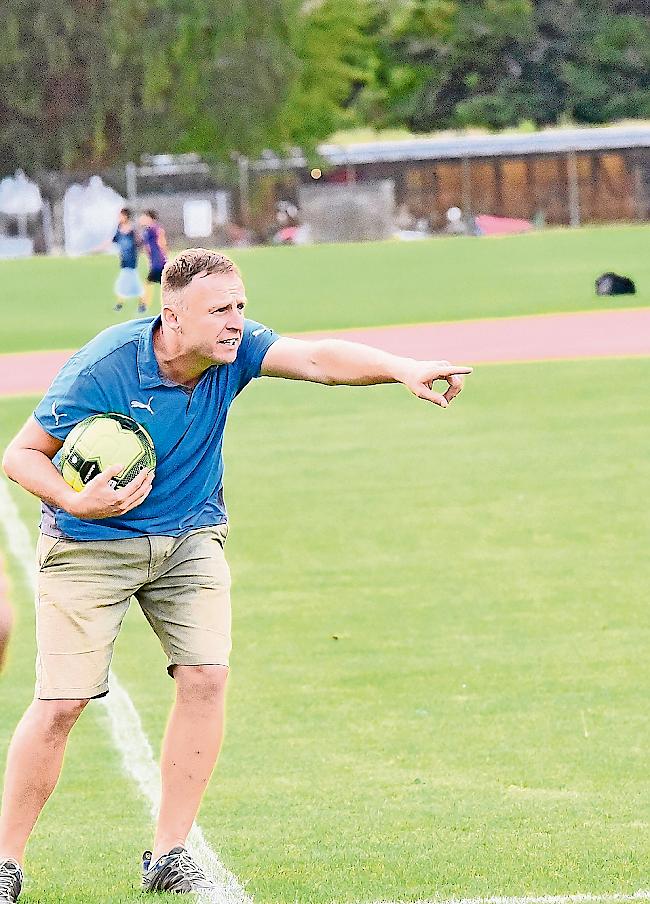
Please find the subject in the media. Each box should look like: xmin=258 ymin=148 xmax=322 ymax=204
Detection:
xmin=0 ymin=602 xmax=12 ymax=672
xmin=142 ymin=282 xmax=153 ymax=310
xmin=151 ymin=665 xmax=228 ymax=862
xmin=0 ymin=699 xmax=88 ymax=863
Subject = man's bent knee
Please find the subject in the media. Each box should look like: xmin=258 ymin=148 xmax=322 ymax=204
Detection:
xmin=173 ymin=665 xmax=229 ymax=702
xmin=32 ymin=698 xmax=90 ymax=736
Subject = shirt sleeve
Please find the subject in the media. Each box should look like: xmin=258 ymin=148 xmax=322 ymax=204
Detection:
xmin=33 ymin=359 xmax=109 ymax=441
xmin=235 ymin=320 xmax=280 ymax=393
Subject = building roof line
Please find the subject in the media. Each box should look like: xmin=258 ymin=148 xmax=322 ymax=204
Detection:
xmin=250 ymin=124 xmax=650 ymax=171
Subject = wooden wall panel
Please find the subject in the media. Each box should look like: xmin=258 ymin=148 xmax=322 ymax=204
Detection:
xmin=257 ymin=149 xmax=646 ymax=234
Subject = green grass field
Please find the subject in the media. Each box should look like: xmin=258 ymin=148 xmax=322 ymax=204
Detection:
xmin=2 ymin=364 xmax=650 ymax=903
xmin=1 ymin=229 xmax=649 ymax=903
xmin=0 ymin=225 xmax=648 ymax=353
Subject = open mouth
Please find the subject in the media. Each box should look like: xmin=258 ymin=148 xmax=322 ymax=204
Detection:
xmin=218 ymin=338 xmax=239 ymax=347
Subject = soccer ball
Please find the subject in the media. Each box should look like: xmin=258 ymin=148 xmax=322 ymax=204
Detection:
xmin=60 ymin=413 xmax=156 ymax=492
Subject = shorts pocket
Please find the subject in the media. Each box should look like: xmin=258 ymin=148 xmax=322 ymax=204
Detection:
xmin=37 ymin=535 xmax=64 ymax=569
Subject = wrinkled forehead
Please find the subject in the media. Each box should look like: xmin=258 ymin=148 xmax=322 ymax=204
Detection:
xmin=186 ymin=270 xmax=246 ymax=304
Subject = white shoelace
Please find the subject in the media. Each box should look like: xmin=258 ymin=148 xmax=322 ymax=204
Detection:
xmin=174 ymin=849 xmax=210 ymax=883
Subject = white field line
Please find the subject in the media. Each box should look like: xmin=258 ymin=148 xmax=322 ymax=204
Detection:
xmin=3 ymin=480 xmax=650 ymax=904
xmin=0 ymin=478 xmax=251 ymax=904
xmin=372 ymin=895 xmax=650 ymax=904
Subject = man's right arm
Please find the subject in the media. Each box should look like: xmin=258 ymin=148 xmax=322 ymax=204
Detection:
xmin=2 ymin=416 xmax=153 ymax=520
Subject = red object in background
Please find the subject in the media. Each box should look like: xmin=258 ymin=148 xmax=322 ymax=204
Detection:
xmin=274 ymin=226 xmax=300 ymax=244
xmin=474 ymin=215 xmax=533 ymax=235
xmin=323 ymin=169 xmax=349 ymax=184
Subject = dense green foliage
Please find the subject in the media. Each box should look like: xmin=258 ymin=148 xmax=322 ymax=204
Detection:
xmin=0 ymin=0 xmax=648 ymax=172
xmin=272 ymin=0 xmax=379 ymax=149
xmin=0 ymin=0 xmax=295 ymax=172
xmin=366 ymin=0 xmax=650 ymax=131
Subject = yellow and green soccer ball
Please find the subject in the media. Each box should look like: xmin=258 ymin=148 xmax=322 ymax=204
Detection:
xmin=60 ymin=413 xmax=156 ymax=492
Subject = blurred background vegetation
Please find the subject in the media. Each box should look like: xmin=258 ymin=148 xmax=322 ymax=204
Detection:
xmin=0 ymin=0 xmax=648 ymax=173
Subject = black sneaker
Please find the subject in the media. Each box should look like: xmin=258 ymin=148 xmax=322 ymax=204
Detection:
xmin=113 ymin=303 xmax=123 ymax=311
xmin=141 ymin=847 xmax=217 ymax=894
xmin=137 ymin=303 xmax=147 ymax=314
xmin=0 ymin=859 xmax=22 ymax=903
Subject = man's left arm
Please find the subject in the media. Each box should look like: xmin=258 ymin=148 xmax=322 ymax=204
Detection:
xmin=260 ymin=337 xmax=472 ymax=408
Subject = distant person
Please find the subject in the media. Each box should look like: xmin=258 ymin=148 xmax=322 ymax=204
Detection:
xmin=444 ymin=206 xmax=468 ymax=235
xmin=112 ymin=207 xmax=145 ymax=314
xmin=139 ymin=210 xmax=168 ymax=311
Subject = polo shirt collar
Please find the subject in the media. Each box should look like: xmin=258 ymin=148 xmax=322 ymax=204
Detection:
xmin=137 ymin=316 xmax=174 ymax=388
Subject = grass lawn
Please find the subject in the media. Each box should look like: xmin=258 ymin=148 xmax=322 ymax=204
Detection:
xmin=2 ymin=357 xmax=650 ymax=902
xmin=0 ymin=224 xmax=648 ymax=353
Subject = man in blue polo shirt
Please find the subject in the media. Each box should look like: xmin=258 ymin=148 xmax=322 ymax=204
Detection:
xmin=0 ymin=248 xmax=471 ymax=900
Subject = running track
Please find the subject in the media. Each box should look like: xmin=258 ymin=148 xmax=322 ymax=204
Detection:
xmin=0 ymin=307 xmax=648 ymax=397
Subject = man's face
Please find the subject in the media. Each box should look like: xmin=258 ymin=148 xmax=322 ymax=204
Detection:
xmin=171 ymin=271 xmax=247 ymax=365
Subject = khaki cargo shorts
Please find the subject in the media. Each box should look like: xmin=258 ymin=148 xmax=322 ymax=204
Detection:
xmin=35 ymin=524 xmax=231 ymax=700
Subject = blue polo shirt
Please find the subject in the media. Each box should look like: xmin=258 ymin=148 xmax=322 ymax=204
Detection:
xmin=33 ymin=316 xmax=280 ymax=540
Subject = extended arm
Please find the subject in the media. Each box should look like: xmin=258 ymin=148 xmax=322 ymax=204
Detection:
xmin=2 ymin=417 xmax=153 ymax=519
xmin=92 ymin=238 xmax=114 ymax=254
xmin=260 ymin=337 xmax=472 ymax=407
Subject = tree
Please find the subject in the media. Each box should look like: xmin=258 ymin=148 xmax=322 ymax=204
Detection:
xmin=364 ymin=0 xmax=536 ymax=131
xmin=527 ymin=1 xmax=650 ymax=124
xmin=358 ymin=0 xmax=650 ymax=131
xmin=110 ymin=0 xmax=297 ymax=160
xmin=0 ymin=0 xmax=298 ymax=173
xmin=272 ymin=0 xmax=380 ymax=150
xmin=0 ymin=0 xmax=115 ymax=172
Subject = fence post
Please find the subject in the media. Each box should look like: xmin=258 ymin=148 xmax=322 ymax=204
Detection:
xmin=125 ymin=162 xmax=137 ymax=205
xmin=567 ymin=151 xmax=581 ymax=228
xmin=461 ymin=156 xmax=472 ymax=219
xmin=238 ymin=155 xmax=250 ymax=227
xmin=632 ymin=163 xmax=645 ymax=222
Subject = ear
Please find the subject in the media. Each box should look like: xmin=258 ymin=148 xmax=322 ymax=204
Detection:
xmin=162 ymin=304 xmax=181 ymax=331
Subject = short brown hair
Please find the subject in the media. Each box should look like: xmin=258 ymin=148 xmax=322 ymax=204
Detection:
xmin=162 ymin=248 xmax=239 ymax=302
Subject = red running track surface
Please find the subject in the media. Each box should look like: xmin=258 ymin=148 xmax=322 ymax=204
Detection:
xmin=1 ymin=308 xmax=648 ymax=397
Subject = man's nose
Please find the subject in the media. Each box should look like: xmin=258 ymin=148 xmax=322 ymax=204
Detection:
xmin=227 ymin=310 xmax=244 ymax=330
